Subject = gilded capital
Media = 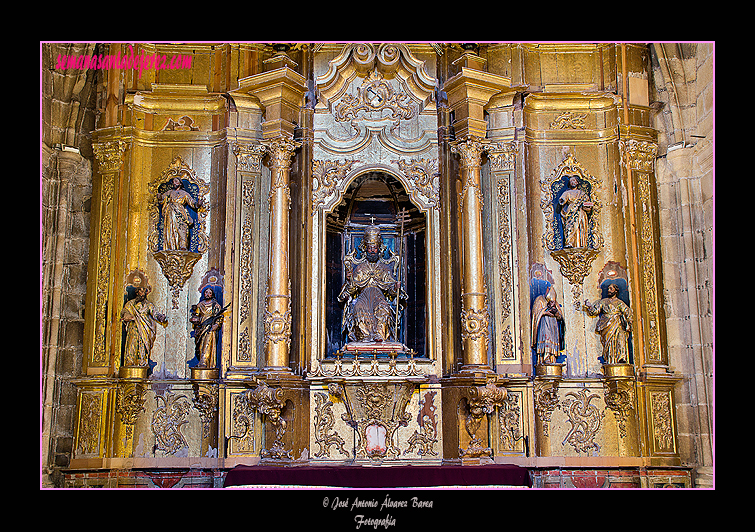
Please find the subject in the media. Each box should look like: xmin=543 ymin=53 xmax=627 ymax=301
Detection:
xmin=233 ymin=143 xmax=267 ymax=173
xmin=263 ymin=137 xmax=301 ymax=170
xmin=93 ymin=140 xmax=126 ymax=173
xmin=620 ymin=139 xmax=658 ymax=173
xmin=450 ymin=137 xmax=488 ymax=170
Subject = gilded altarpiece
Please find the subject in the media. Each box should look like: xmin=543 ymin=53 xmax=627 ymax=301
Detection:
xmin=69 ymin=43 xmax=683 ymax=478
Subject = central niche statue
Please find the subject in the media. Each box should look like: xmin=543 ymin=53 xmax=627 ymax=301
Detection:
xmin=338 ymin=223 xmax=407 ymax=349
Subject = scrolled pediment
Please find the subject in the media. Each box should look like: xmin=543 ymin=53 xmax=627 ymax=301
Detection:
xmin=316 ymin=43 xmax=437 ymax=113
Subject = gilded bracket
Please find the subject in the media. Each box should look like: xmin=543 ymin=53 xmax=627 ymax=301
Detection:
xmin=241 ymin=379 xmax=291 ymax=460
xmin=460 ymin=381 xmax=507 ymax=458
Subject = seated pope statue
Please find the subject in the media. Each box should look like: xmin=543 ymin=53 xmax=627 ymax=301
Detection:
xmin=338 ymin=224 xmax=407 ymax=347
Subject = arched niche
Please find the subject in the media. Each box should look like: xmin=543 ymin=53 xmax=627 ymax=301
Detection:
xmin=308 ymin=162 xmax=442 ymax=376
xmin=324 ymin=171 xmax=427 ymax=358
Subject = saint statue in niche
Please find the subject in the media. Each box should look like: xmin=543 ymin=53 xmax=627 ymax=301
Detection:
xmin=558 ymin=175 xmax=594 ymax=249
xmin=189 ymin=287 xmax=228 ymax=369
xmin=581 ymin=283 xmax=633 ymax=364
xmin=531 ymin=285 xmax=565 ymax=365
xmin=121 ymin=284 xmax=167 ymax=368
xmin=338 ymin=223 xmax=407 ymax=347
xmin=157 ymin=176 xmax=204 ymax=251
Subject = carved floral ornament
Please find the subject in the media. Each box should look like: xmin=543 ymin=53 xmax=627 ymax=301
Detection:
xmin=311 ymin=157 xmax=440 ymax=216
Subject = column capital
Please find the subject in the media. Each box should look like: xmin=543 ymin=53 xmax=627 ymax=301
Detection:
xmin=262 ymin=136 xmax=302 ymax=170
xmin=93 ymin=140 xmax=127 ymax=173
xmin=449 ymin=136 xmax=489 ymax=170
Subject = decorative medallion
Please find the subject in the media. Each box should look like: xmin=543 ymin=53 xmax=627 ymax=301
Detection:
xmin=334 ymin=68 xmax=417 ymax=132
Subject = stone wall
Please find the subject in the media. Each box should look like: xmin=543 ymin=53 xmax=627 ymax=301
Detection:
xmin=650 ymin=42 xmax=714 ymax=488
xmin=41 ymin=42 xmax=100 ymax=487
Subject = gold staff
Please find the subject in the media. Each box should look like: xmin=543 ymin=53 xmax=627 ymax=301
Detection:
xmin=394 ymin=208 xmax=410 ymax=343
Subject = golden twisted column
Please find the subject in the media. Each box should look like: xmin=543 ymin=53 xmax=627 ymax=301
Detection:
xmin=262 ymin=136 xmax=301 ymax=372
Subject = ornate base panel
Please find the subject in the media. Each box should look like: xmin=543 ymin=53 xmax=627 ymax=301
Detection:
xmin=308 ymin=380 xmax=443 ymax=465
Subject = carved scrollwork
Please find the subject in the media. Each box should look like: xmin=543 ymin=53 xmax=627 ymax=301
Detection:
xmin=560 ymin=388 xmax=604 ymax=454
xmin=460 ymin=382 xmax=506 ymax=458
xmin=603 ymin=378 xmax=635 ymax=439
xmin=313 ymin=392 xmax=349 ymax=458
xmin=334 ymin=69 xmax=417 ymax=132
xmin=404 ymin=390 xmax=439 ymax=457
xmin=312 ymin=158 xmax=359 ymax=213
xmin=393 ymin=158 xmax=440 ymax=210
xmin=533 ymin=379 xmax=560 ymax=437
xmin=242 ymin=380 xmax=291 ymax=460
xmin=151 ymin=392 xmax=191 ymax=455
xmin=332 ymin=382 xmax=414 ymax=460
xmin=550 ymin=111 xmax=587 ymax=130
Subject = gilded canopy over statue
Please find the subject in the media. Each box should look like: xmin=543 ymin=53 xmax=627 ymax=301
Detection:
xmin=338 ymin=224 xmax=407 ymax=346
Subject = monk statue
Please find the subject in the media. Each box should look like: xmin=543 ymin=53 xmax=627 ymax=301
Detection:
xmin=338 ymin=224 xmax=407 ymax=345
xmin=581 ymin=283 xmax=633 ymax=364
xmin=558 ymin=175 xmax=593 ymax=249
xmin=531 ymin=285 xmax=565 ymax=365
xmin=121 ymin=286 xmax=168 ymax=367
